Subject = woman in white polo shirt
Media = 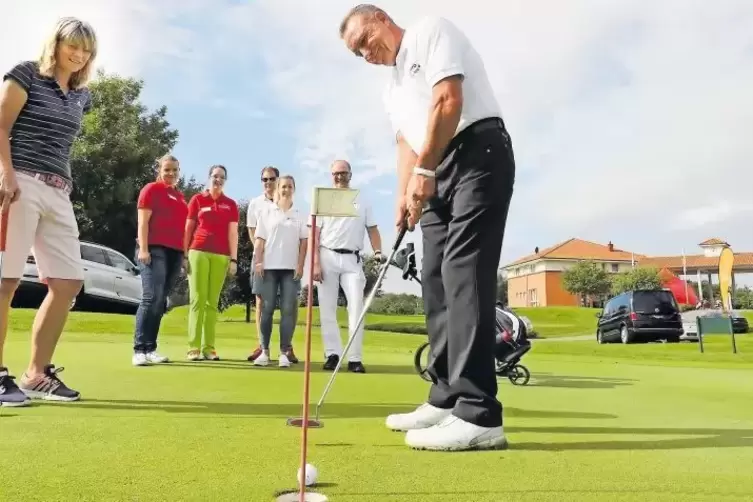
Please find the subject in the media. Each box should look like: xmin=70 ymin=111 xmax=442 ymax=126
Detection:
xmin=252 ymin=175 xmax=307 ymax=367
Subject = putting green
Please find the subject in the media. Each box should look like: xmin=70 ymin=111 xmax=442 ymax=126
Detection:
xmin=2 ymin=309 xmax=752 ymax=501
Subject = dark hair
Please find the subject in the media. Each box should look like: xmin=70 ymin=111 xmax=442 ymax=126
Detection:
xmin=260 ymin=165 xmax=279 ymax=178
xmin=209 ymin=164 xmax=227 ymax=178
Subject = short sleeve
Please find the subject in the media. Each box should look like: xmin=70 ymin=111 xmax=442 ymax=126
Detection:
xmin=418 ymin=17 xmax=466 ymax=88
xmin=299 ymin=213 xmax=308 ymax=239
xmin=137 ymin=183 xmax=156 ymax=210
xmin=255 ymin=213 xmax=268 ymax=240
xmin=246 ymin=199 xmax=258 ymax=227
xmin=3 ymin=61 xmax=35 ymax=93
xmin=364 ymin=203 xmax=376 ymax=227
xmin=187 ymin=196 xmax=200 ymax=219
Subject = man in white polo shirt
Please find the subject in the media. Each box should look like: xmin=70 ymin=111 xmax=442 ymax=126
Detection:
xmin=311 ymin=159 xmax=382 ymax=374
xmin=246 ymin=166 xmax=298 ymax=364
xmin=340 ymin=5 xmax=516 ymax=451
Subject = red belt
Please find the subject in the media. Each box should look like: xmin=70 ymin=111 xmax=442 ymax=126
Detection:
xmin=16 ymin=169 xmax=73 ymax=195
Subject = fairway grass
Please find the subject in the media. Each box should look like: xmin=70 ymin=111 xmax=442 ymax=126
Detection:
xmin=2 ymin=308 xmax=753 ymax=501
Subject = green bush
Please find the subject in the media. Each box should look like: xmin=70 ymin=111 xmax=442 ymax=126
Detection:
xmin=364 ymin=322 xmax=427 ymax=335
xmin=370 ymin=293 xmax=424 ymax=316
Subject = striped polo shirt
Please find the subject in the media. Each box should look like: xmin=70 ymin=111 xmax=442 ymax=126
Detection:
xmin=3 ymin=60 xmax=92 ymax=182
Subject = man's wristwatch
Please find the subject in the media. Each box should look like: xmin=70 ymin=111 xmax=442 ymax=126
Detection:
xmin=412 ymin=166 xmax=435 ymax=178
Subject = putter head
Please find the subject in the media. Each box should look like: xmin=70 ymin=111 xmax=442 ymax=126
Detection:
xmin=286 ymin=417 xmax=324 ymax=428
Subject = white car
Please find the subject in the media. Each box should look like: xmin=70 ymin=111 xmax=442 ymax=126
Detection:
xmin=17 ymin=241 xmax=142 ymax=311
xmin=681 ymin=308 xmax=750 ymax=341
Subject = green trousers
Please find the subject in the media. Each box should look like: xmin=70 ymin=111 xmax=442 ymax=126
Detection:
xmin=187 ymin=249 xmax=230 ymax=352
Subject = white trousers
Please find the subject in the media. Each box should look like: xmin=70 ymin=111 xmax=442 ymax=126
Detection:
xmin=317 ymin=247 xmax=366 ymax=362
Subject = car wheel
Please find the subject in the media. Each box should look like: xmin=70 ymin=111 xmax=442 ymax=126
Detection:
xmin=620 ymin=325 xmax=633 ymax=344
xmin=666 ymin=335 xmax=680 ymax=343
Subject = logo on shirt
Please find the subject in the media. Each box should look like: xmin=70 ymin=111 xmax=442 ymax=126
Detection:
xmin=219 ymin=203 xmax=231 ymax=210
xmin=409 ymin=63 xmax=421 ymax=76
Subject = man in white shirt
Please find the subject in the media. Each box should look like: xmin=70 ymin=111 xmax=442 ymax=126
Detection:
xmin=340 ymin=5 xmax=515 ymax=451
xmin=311 ymin=159 xmax=382 ymax=374
xmin=245 ymin=166 xmax=299 ymax=364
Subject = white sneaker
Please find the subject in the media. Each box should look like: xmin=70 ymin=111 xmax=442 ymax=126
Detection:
xmin=385 ymin=403 xmax=453 ymax=432
xmin=254 ymin=350 xmax=270 ymax=366
xmin=145 ymin=351 xmax=169 ymax=364
xmin=132 ymin=353 xmax=149 ymax=366
xmin=405 ymin=415 xmax=508 ymax=451
xmin=278 ymin=353 xmax=291 ymax=368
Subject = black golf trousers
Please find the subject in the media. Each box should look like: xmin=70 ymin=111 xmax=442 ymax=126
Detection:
xmin=421 ymin=117 xmax=515 ymax=429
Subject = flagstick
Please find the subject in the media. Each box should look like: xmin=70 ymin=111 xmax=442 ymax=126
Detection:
xmin=296 ymin=214 xmax=318 ymax=501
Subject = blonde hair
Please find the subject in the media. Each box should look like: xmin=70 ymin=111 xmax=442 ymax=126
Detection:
xmin=38 ymin=17 xmax=98 ymax=90
xmin=156 ymin=154 xmax=179 ymax=181
xmin=274 ymin=174 xmax=296 ymax=203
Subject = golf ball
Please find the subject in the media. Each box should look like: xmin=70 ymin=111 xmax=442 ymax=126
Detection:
xmin=297 ymin=463 xmax=318 ymax=486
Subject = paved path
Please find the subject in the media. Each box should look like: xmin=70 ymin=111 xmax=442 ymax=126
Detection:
xmin=534 ymin=334 xmax=592 ymax=342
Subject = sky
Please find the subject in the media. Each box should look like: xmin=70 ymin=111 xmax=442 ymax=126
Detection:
xmin=3 ymin=0 xmax=753 ymax=294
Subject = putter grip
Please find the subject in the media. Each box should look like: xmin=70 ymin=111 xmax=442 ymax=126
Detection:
xmin=0 ymin=210 xmax=8 ymax=252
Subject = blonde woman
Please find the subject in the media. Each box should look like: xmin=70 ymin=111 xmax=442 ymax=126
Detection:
xmin=183 ymin=165 xmax=239 ymax=361
xmin=0 ymin=17 xmax=97 ymax=406
xmin=253 ymin=175 xmax=307 ymax=367
xmin=132 ymin=155 xmax=188 ymax=366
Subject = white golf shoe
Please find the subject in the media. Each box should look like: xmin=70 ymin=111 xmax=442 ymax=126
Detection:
xmin=405 ymin=415 xmax=508 ymax=451
xmin=385 ymin=403 xmax=453 ymax=432
xmin=146 ymin=351 xmax=169 ymax=364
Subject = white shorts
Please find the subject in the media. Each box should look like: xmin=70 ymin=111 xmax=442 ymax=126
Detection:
xmin=1 ymin=173 xmax=84 ymax=282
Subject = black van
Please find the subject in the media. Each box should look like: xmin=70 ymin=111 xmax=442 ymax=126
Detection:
xmin=596 ymin=289 xmax=683 ymax=344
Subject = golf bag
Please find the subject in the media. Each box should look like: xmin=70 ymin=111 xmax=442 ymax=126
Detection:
xmin=390 ymin=243 xmax=532 ymax=385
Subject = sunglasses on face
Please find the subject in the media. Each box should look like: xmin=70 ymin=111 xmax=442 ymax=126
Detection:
xmin=262 ymin=177 xmax=277 ymax=182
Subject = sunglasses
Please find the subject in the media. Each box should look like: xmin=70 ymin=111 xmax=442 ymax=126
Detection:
xmin=261 ymin=177 xmax=277 ymax=182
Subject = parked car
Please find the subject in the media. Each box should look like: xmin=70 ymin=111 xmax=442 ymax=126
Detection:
xmin=16 ymin=241 xmax=142 ymax=312
xmin=596 ymin=289 xmax=684 ymax=344
xmin=680 ymin=308 xmax=750 ymax=341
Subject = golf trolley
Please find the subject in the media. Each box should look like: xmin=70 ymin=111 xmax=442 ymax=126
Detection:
xmin=389 ymin=243 xmax=532 ymax=386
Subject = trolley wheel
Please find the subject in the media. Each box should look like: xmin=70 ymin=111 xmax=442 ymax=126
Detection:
xmin=414 ymin=342 xmax=433 ymax=382
xmin=508 ymin=364 xmax=530 ymax=386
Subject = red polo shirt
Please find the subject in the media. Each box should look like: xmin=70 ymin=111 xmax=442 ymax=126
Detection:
xmin=187 ymin=191 xmax=239 ymax=256
xmin=137 ymin=181 xmax=188 ymax=251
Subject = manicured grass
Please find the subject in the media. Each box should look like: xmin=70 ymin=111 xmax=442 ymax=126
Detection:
xmin=2 ymin=307 xmax=753 ymax=501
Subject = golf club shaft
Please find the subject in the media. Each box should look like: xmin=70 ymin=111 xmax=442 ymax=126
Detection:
xmin=315 ymin=226 xmax=408 ymax=420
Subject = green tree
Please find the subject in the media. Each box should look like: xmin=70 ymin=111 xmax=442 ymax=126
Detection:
xmin=611 ymin=267 xmax=663 ymax=295
xmin=70 ymin=70 xmax=181 ymax=257
xmin=497 ymin=274 xmax=508 ymax=305
xmin=562 ymin=260 xmax=611 ymax=306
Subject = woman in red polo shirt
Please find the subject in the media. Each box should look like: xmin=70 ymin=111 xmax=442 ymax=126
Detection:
xmin=133 ymin=154 xmax=188 ymax=366
xmin=184 ymin=164 xmax=239 ymax=361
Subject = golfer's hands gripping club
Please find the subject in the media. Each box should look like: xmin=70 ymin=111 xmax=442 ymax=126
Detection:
xmin=404 ymin=171 xmax=436 ymax=231
xmin=0 ymin=169 xmax=21 ymax=214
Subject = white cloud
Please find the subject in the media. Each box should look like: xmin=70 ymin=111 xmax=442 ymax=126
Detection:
xmin=217 ymin=0 xmax=753 ymax=293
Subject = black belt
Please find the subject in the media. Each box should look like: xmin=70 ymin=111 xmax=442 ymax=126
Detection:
xmin=444 ymin=117 xmax=507 ymax=157
xmin=323 ymin=246 xmax=361 ymax=263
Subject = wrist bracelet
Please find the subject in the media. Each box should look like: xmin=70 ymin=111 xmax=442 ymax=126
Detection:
xmin=412 ymin=166 xmax=436 ymax=178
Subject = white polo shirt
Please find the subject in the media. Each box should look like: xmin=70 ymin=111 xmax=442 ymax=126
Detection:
xmin=313 ymin=201 xmax=375 ymax=252
xmin=255 ymin=204 xmax=308 ymax=270
xmin=383 ymin=16 xmax=502 ymax=154
xmin=246 ymin=193 xmax=276 ymax=229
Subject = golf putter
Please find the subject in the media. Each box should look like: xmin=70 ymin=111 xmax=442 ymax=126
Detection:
xmin=313 ymin=224 xmax=409 ymax=423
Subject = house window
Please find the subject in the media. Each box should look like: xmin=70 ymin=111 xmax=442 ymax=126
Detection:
xmin=529 ymin=288 xmax=538 ymax=307
xmin=611 ymin=263 xmax=619 ymax=273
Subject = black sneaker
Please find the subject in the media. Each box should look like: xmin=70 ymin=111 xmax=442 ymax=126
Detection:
xmin=18 ymin=364 xmax=80 ymax=402
xmin=0 ymin=367 xmax=31 ymax=407
xmin=323 ymin=354 xmax=339 ymax=371
xmin=348 ymin=361 xmax=366 ymax=373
